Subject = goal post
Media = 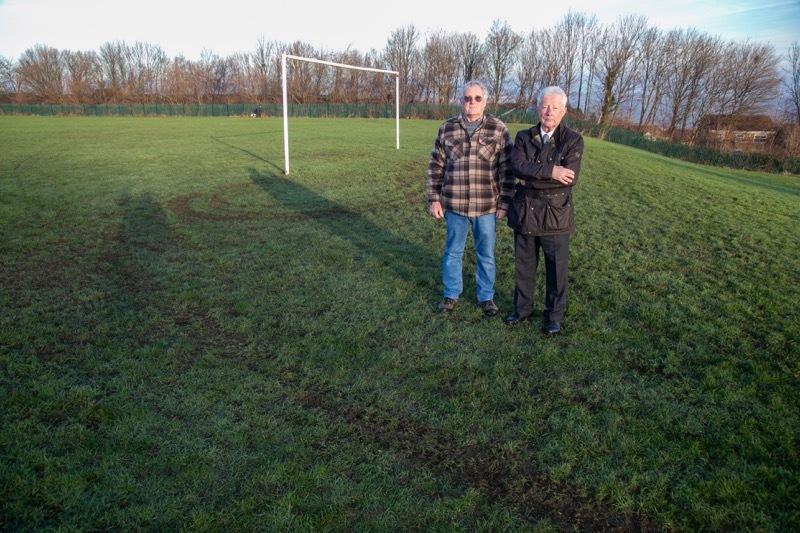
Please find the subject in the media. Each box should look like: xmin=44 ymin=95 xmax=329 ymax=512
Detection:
xmin=281 ymin=53 xmax=400 ymax=174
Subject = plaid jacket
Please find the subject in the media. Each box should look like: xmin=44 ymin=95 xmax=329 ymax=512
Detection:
xmin=426 ymin=113 xmax=515 ymax=218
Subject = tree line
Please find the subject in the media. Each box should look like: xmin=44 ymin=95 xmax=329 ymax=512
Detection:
xmin=2 ymin=13 xmax=799 ymax=153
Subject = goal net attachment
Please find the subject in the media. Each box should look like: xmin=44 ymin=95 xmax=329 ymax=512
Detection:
xmin=281 ymin=53 xmax=400 ymax=174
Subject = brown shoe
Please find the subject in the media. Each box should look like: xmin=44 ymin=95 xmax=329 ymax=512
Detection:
xmin=437 ymin=297 xmax=457 ymax=313
xmin=479 ymin=300 xmax=499 ymax=317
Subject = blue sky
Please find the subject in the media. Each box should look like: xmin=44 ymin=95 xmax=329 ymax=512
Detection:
xmin=0 ymin=0 xmax=797 ymax=61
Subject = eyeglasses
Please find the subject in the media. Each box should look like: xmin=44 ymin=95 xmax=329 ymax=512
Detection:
xmin=463 ymin=95 xmax=484 ymax=103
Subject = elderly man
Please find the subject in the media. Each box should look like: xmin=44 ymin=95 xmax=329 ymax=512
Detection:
xmin=504 ymin=86 xmax=584 ymax=334
xmin=426 ymin=80 xmax=515 ymax=317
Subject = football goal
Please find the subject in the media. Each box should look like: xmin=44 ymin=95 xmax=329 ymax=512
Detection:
xmin=281 ymin=53 xmax=400 ymax=174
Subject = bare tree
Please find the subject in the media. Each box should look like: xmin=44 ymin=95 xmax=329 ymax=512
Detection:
xmin=778 ymin=41 xmax=800 ymax=155
xmin=186 ymin=49 xmax=230 ymax=105
xmin=98 ymin=41 xmax=130 ymax=103
xmin=383 ymin=25 xmax=420 ymax=103
xmin=62 ymin=50 xmax=100 ymax=104
xmin=661 ymin=29 xmax=719 ymax=138
xmin=126 ymin=42 xmax=168 ymax=104
xmin=455 ymin=32 xmax=484 ymax=85
xmin=309 ymin=51 xmax=332 ymax=103
xmin=228 ymin=52 xmax=257 ymax=102
xmin=577 ymin=15 xmax=600 ymax=116
xmin=679 ymin=40 xmax=780 ymax=145
xmin=283 ymin=41 xmax=326 ymax=104
xmin=253 ymin=36 xmax=277 ymax=101
xmin=361 ymin=49 xmax=393 ymax=104
xmin=0 ymin=55 xmax=19 ymax=99
xmin=717 ymin=40 xmax=780 ymax=115
xmin=330 ymin=48 xmax=352 ymax=104
xmin=635 ymin=27 xmax=669 ymax=129
xmin=15 ymin=45 xmax=64 ymax=103
xmin=327 ymin=47 xmax=367 ymax=104
xmin=162 ymin=55 xmax=192 ymax=105
xmin=538 ymin=27 xmax=565 ymax=88
xmin=420 ymin=30 xmax=460 ymax=104
xmin=485 ymin=19 xmax=522 ymax=106
xmin=514 ymin=29 xmax=545 ymax=111
xmin=272 ymin=42 xmax=290 ymax=102
xmin=596 ymin=14 xmax=648 ymax=127
xmin=552 ymin=11 xmax=586 ymax=101
xmin=784 ymin=41 xmax=800 ymax=125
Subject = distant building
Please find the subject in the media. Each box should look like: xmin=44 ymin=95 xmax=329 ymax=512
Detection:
xmin=695 ymin=114 xmax=776 ymax=152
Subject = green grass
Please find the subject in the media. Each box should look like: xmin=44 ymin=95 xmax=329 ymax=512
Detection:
xmin=1 ymin=115 xmax=798 ymax=531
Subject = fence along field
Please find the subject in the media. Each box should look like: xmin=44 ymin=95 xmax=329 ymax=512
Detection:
xmin=0 ymin=115 xmax=798 ymax=530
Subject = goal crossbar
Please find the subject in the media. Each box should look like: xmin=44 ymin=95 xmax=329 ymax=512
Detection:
xmin=281 ymin=53 xmax=400 ymax=174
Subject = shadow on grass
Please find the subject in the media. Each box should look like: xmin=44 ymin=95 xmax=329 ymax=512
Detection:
xmin=249 ymin=167 xmax=436 ymax=291
xmin=105 ymin=192 xmax=246 ymax=367
xmin=104 ymin=192 xmax=172 ymax=300
xmin=211 ymin=134 xmax=285 ymax=174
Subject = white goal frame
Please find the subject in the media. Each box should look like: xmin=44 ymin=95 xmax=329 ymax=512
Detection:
xmin=281 ymin=53 xmax=400 ymax=174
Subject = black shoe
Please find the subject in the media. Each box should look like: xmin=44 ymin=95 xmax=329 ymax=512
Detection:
xmin=504 ymin=312 xmax=530 ymax=325
xmin=543 ymin=321 xmax=561 ymax=335
xmin=479 ymin=299 xmax=499 ymax=317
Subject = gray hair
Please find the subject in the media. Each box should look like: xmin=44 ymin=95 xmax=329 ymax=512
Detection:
xmin=538 ymin=86 xmax=568 ymax=108
xmin=462 ymin=80 xmax=489 ymax=99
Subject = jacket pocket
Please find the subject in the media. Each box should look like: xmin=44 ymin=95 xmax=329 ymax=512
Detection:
xmin=543 ymin=195 xmax=574 ymax=232
xmin=477 ymin=136 xmax=501 ymax=161
xmin=507 ymin=191 xmax=546 ymax=234
xmin=508 ymin=192 xmax=573 ymax=234
xmin=443 ymin=137 xmax=466 ymax=161
xmin=507 ymin=191 xmax=527 ymax=232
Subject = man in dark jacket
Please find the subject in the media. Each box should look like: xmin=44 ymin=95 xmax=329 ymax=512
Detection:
xmin=504 ymin=86 xmax=584 ymax=334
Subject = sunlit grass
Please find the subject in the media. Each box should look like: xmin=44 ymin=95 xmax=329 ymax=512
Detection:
xmin=1 ymin=115 xmax=798 ymax=530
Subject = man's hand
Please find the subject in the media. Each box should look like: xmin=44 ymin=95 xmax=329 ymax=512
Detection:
xmin=551 ymin=165 xmax=575 ymax=185
xmin=495 ymin=209 xmax=507 ymax=220
xmin=429 ymin=201 xmax=444 ymax=219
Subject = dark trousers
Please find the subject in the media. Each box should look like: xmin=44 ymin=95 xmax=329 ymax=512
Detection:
xmin=512 ymin=232 xmax=570 ymax=322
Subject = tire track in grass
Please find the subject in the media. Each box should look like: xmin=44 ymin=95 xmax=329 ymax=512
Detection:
xmin=294 ymin=377 xmax=657 ymax=530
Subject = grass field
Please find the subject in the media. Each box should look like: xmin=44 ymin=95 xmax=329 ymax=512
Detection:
xmin=1 ymin=115 xmax=798 ymax=530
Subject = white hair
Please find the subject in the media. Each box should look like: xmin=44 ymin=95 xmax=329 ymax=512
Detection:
xmin=462 ymin=80 xmax=489 ymax=99
xmin=538 ymin=86 xmax=568 ymax=108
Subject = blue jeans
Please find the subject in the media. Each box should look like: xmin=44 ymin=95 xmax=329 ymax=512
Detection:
xmin=442 ymin=211 xmax=496 ymax=302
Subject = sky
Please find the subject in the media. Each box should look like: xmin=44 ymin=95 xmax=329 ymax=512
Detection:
xmin=0 ymin=0 xmax=798 ymax=61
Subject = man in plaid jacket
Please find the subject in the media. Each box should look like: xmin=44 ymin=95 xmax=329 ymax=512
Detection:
xmin=426 ymin=80 xmax=515 ymax=317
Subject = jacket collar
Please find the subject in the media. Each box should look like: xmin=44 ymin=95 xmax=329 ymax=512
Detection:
xmin=535 ymin=122 xmax=562 ymax=145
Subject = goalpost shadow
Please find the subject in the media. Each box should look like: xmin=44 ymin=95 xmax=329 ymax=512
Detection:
xmin=249 ymin=168 xmax=436 ymax=292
